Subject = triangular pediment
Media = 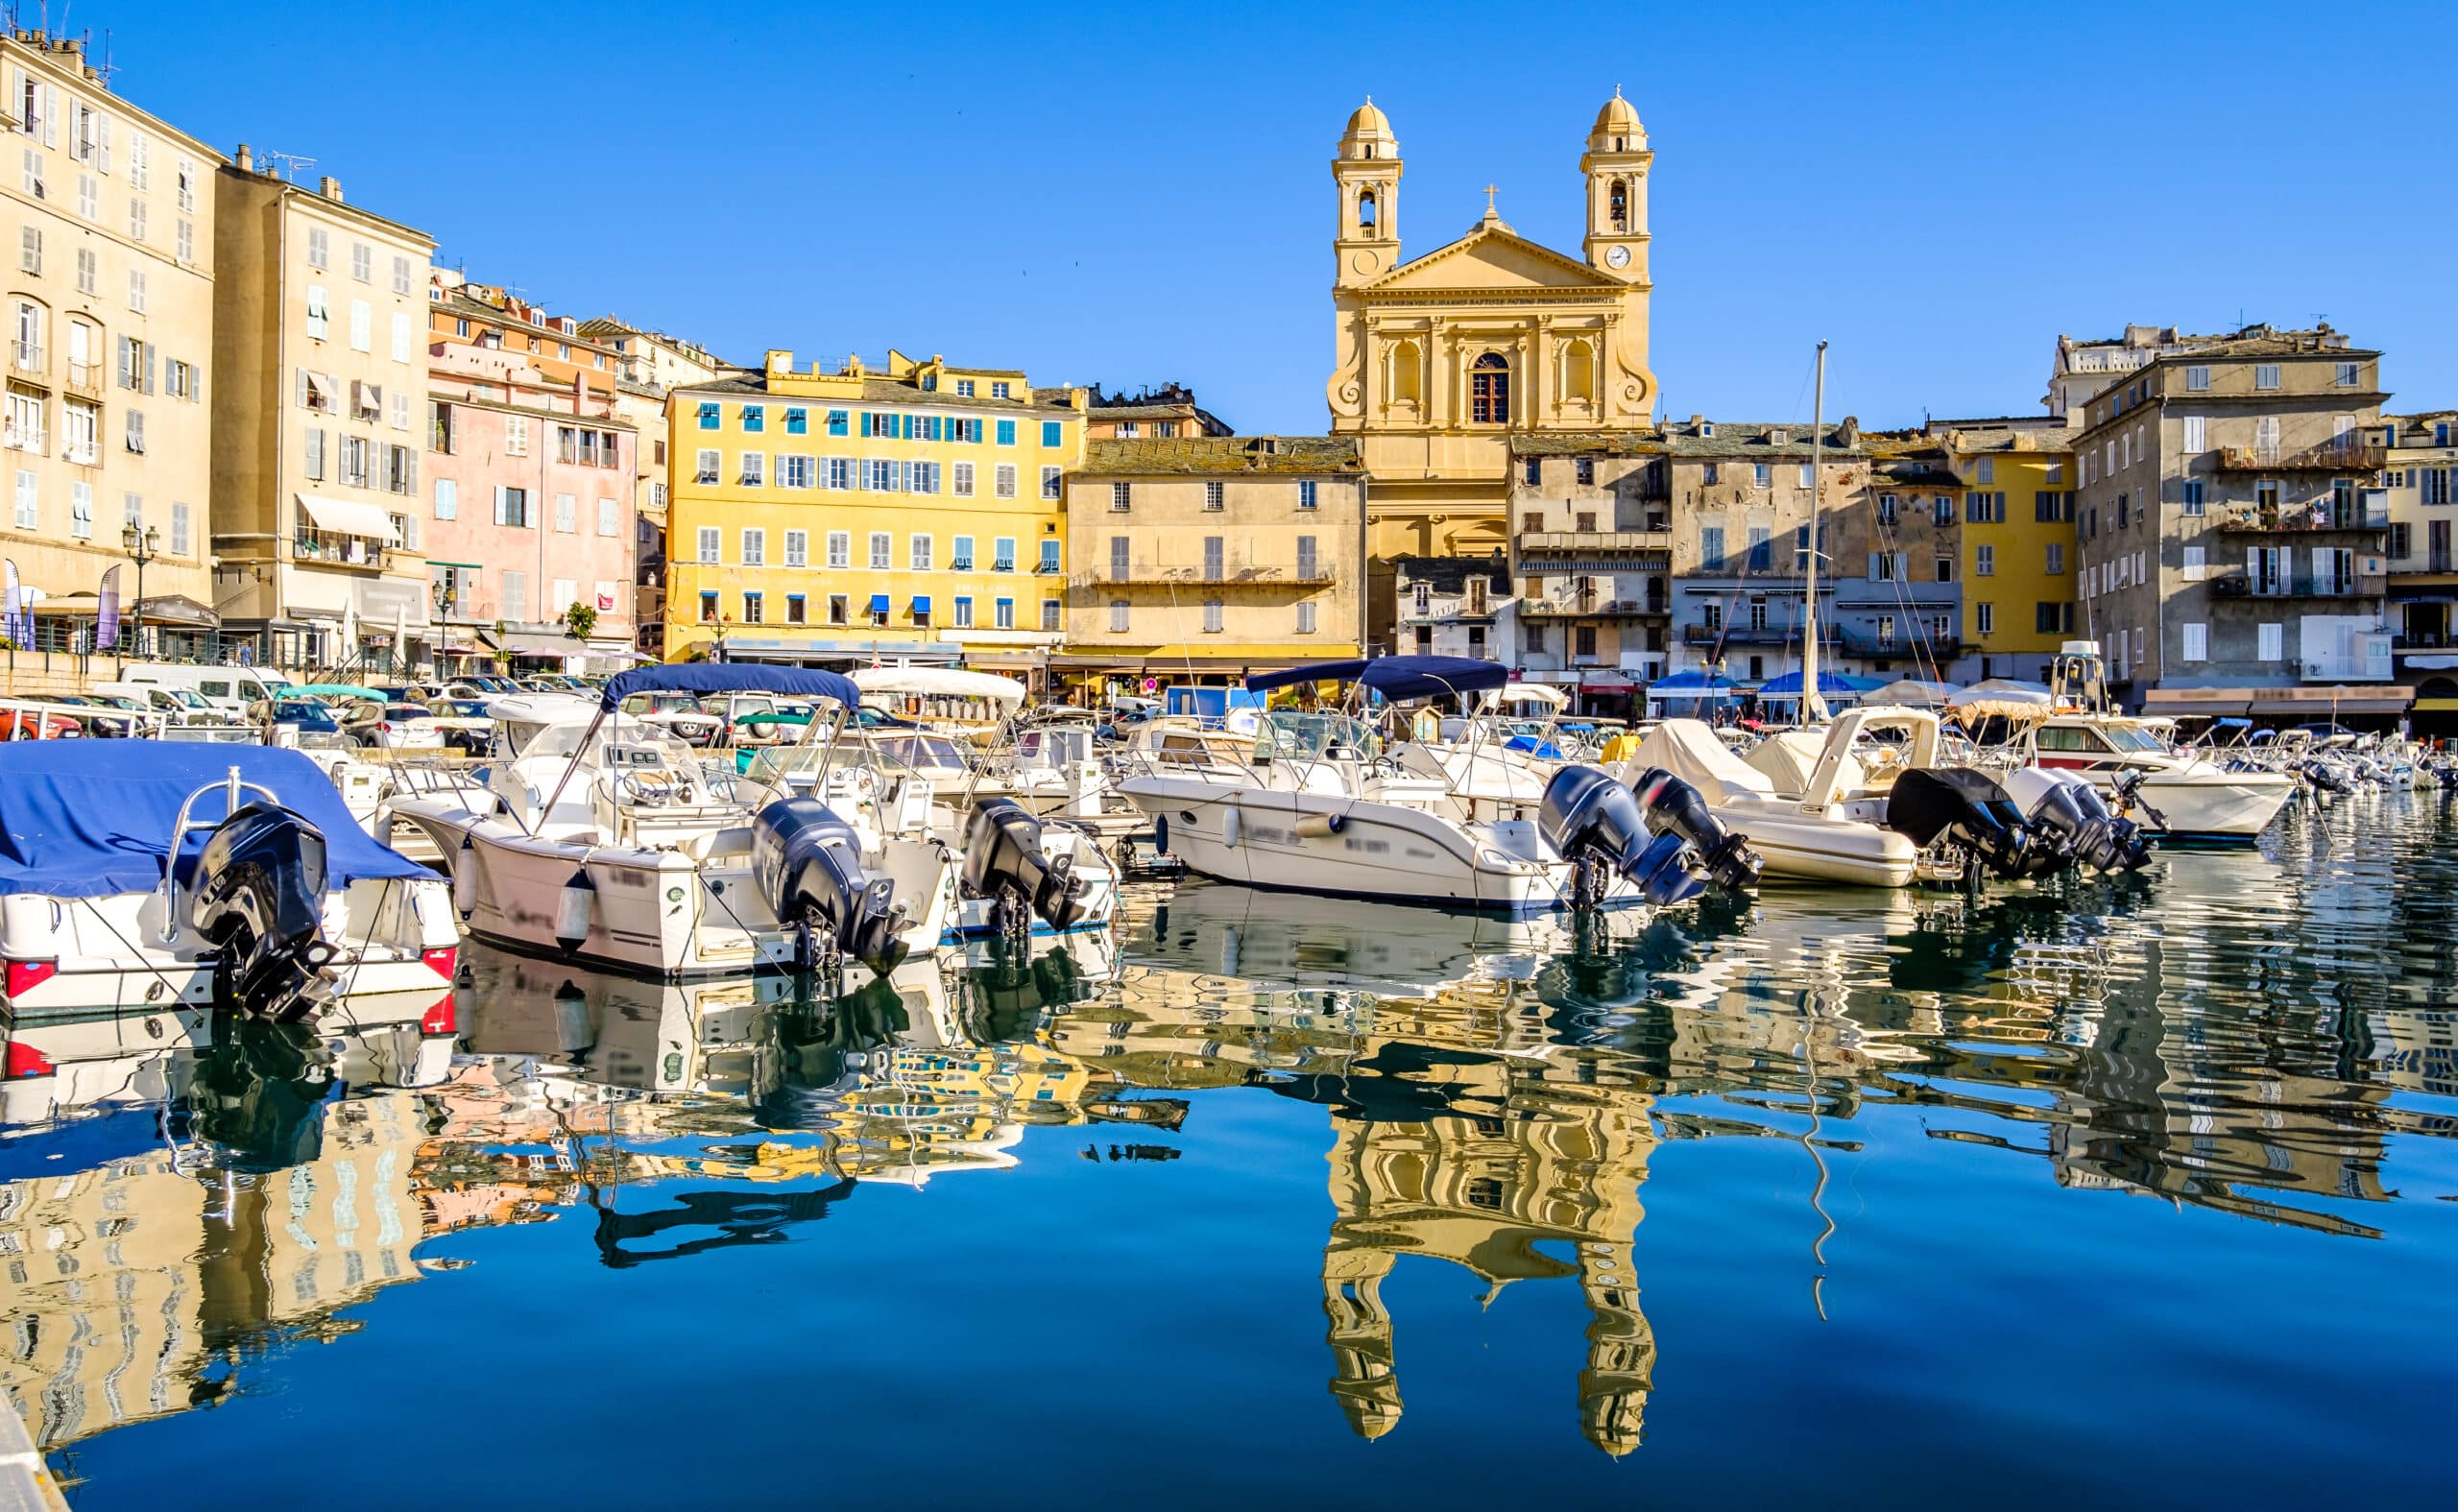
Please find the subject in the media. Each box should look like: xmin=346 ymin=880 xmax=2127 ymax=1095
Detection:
xmin=1364 ymin=223 xmax=1620 ymax=295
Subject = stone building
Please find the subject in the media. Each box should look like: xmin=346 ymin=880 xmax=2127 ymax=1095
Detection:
xmin=2066 ymin=324 xmax=2397 ymax=717
xmin=2376 ymin=410 xmax=2458 ymax=732
xmin=1060 ymin=436 xmax=1365 ymax=694
xmin=1082 ymin=382 xmax=1232 ymax=441
xmin=1324 ymin=93 xmax=1659 ymax=648
xmin=1506 ymin=433 xmax=1670 ymax=707
xmin=1391 ymin=552 xmax=1511 ymax=663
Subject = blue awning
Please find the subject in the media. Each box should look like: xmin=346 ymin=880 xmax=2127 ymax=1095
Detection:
xmin=869 ymin=594 xmax=890 ymax=613
xmin=1648 ymin=670 xmax=1735 ymax=693
xmin=911 ymin=596 xmax=931 ymax=613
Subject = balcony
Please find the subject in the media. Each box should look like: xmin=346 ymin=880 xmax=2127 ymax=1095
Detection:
xmin=1072 ymin=565 xmax=1336 ymax=589
xmin=2 ymin=423 xmax=44 ymax=454
xmin=1682 ymin=622 xmax=1961 ymax=660
xmin=10 ymin=342 xmax=42 ymax=375
xmin=2207 ymin=572 xmax=2386 ymax=601
xmin=1520 ymin=595 xmax=1667 ymax=619
xmin=2212 ymin=440 xmax=2386 ymax=473
xmin=1520 ymin=530 xmax=1671 ymax=552
xmin=1401 ymin=596 xmax=1505 ymax=624
xmin=2214 ymin=503 xmax=2387 ymax=534
xmin=63 ymin=360 xmax=102 ymax=398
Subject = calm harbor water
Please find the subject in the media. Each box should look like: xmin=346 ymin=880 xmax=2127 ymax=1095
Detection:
xmin=7 ymin=790 xmax=2455 ymax=1508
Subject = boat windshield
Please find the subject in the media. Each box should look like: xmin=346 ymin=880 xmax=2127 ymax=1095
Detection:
xmin=2102 ymin=723 xmax=2169 ymax=755
xmin=1254 ymin=710 xmax=1377 ymax=763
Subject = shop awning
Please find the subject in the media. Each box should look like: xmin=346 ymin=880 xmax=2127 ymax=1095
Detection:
xmin=295 ymin=492 xmax=401 ymax=543
xmin=304 ymin=371 xmax=337 ymax=407
xmin=498 ymin=632 xmax=579 ymax=657
xmin=2248 ymin=693 xmax=2412 ymax=717
xmin=2142 ymin=690 xmax=2250 ymax=717
xmin=869 ymin=594 xmax=890 ymax=613
xmin=910 ymin=596 xmax=931 ymax=614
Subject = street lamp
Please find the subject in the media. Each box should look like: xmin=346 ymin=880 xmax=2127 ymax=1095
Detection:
xmin=119 ymin=522 xmax=159 ymax=670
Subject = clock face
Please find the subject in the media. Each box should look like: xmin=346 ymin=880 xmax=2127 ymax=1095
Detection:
xmin=1604 ymin=245 xmax=1631 ymax=269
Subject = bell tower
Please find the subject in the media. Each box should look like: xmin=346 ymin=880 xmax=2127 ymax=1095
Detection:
xmin=1334 ymin=98 xmax=1402 ymax=287
xmin=1580 ymin=87 xmax=1651 ymax=284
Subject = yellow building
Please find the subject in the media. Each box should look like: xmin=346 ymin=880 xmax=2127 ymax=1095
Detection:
xmin=666 ymin=348 xmax=1084 ymax=682
xmin=3 ymin=30 xmax=221 ymax=688
xmin=1060 ymin=436 xmax=1366 ymax=693
xmin=1325 ymin=92 xmax=1659 ymax=647
xmin=1934 ymin=419 xmax=2077 ymax=682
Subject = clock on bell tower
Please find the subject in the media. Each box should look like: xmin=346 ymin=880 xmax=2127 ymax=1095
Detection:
xmin=1580 ymin=86 xmax=1651 ymax=284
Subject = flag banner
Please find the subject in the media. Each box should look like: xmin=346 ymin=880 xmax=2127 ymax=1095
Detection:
xmin=97 ymin=564 xmax=122 ymax=650
xmin=3 ymin=559 xmax=20 ymax=646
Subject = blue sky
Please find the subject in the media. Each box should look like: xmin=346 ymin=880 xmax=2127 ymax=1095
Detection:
xmin=71 ymin=0 xmax=2453 ymax=433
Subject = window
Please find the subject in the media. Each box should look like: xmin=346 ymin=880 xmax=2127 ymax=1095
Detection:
xmin=740 ymin=527 xmax=764 ymax=565
xmin=1700 ymin=526 xmax=1725 ymax=572
xmin=1109 ymin=600 xmax=1129 ymax=633
xmin=955 ymin=380 xmax=975 ymax=398
xmin=2182 ymin=416 xmax=2205 ymax=452
xmin=1976 ymin=602 xmax=1994 ymax=636
xmin=698 ymin=402 xmax=720 ymax=429
xmin=1039 ymin=539 xmax=1060 ymax=574
xmin=994 ymin=537 xmax=1017 ymax=572
xmin=596 ymin=495 xmax=618 ymax=538
xmin=1297 ymin=601 xmax=1318 ymax=634
xmin=992 ymin=382 xmax=1012 ymax=400
xmin=1299 ymin=480 xmax=1318 ymax=510
xmin=1798 ymin=463 xmax=1816 ymax=489
xmin=2045 ymin=542 xmax=2065 ymax=575
xmin=866 ymin=458 xmax=897 ymax=492
xmin=740 ymin=451 xmax=764 ymax=487
xmin=1746 ymin=527 xmax=1770 ymax=571
xmin=74 ymin=245 xmax=95 ymax=294
xmin=1873 ymin=551 xmax=1898 ymax=582
xmin=740 ymin=404 xmax=764 ymax=432
xmin=68 ymin=480 xmax=91 ymax=539
xmin=1111 ymin=481 xmax=1132 ymax=512
xmin=996 ymin=597 xmax=1016 ymax=630
xmin=784 ymin=529 xmax=808 ymax=567
xmin=2181 ymin=479 xmax=2205 ymax=515
xmin=777 ymin=453 xmax=814 ymax=489
xmin=348 ymin=240 xmax=372 ymax=282
xmin=996 ymin=419 xmax=1016 ymax=446
xmin=1877 ymin=493 xmax=1897 ymax=525
xmin=434 ymin=477 xmax=458 ymax=519
xmin=1877 ymin=614 xmax=1897 ymax=648
xmin=2256 ymin=621 xmax=2283 ymax=661
xmin=1041 ymin=598 xmax=1061 ymax=632
xmin=995 ymin=464 xmax=1017 ymax=498
xmin=306 ymin=227 xmax=329 ymax=269
xmin=2181 ymin=544 xmax=2205 ymax=581
xmin=1203 ymin=480 xmax=1224 ymax=511
xmin=829 ymin=594 xmax=848 ymax=625
xmin=170 ymin=500 xmax=190 ymax=555
xmin=870 ymin=532 xmax=891 ymax=570
xmin=1295 ymin=535 xmax=1322 ymax=580
xmin=1575 ymin=458 xmax=1596 ymax=487
xmin=695 ymin=447 xmax=720 ymax=484
xmin=786 ymin=594 xmax=807 ymax=625
xmin=1575 ymin=625 xmax=1598 ymax=659
xmin=391 ymin=311 xmax=412 ymax=363
xmin=1041 ymin=466 xmax=1062 ymax=500
xmin=952 ymin=461 xmax=974 ymax=496
xmin=1202 ymin=599 xmax=1223 ymax=634
xmin=698 ymin=591 xmax=718 ymax=623
xmin=696 ymin=525 xmax=719 ymax=564
xmin=1702 ymin=463 xmax=1720 ymax=485
xmin=124 ymin=408 xmax=144 ymax=453
xmin=2183 ymin=365 xmax=2209 ymax=392
xmin=2181 ymin=622 xmax=2207 ymax=662
xmin=739 ymin=591 xmax=764 ymax=625
xmin=1975 ymin=456 xmax=1995 ymax=485
xmin=1974 ymin=544 xmax=1995 ymax=577
xmin=1042 ymin=420 xmax=1063 ymax=447
xmin=952 ymin=535 xmax=976 ymax=571
xmin=911 ymin=534 xmax=933 ymax=571
xmin=828 ymin=532 xmax=850 ymax=568
xmin=1203 ymin=536 xmax=1225 ymax=581
xmin=2255 ymin=364 xmax=2280 ymax=390
xmin=127 ymin=267 xmax=147 ymax=313
xmin=1469 ymin=352 xmax=1510 ymax=423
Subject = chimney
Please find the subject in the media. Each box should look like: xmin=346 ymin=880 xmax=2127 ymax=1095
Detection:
xmin=1840 ymin=416 xmax=1860 ymax=446
xmin=235 ymin=143 xmax=253 ymax=173
xmin=318 ymin=175 xmax=343 ymax=203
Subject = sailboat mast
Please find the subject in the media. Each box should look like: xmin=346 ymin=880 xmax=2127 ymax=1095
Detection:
xmin=1803 ymin=341 xmax=1829 ymax=723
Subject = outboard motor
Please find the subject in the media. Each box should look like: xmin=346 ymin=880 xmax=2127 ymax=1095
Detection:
xmin=962 ymin=798 xmax=1090 ymax=945
xmin=2001 ymin=768 xmax=2151 ymax=874
xmin=1627 ymin=767 xmax=1763 ymax=892
xmin=189 ymin=802 xmax=336 ymax=1020
xmin=751 ymin=799 xmax=909 ymax=977
xmin=1540 ymin=766 xmax=1752 ymax=910
xmin=1884 ymin=768 xmax=2058 ymax=880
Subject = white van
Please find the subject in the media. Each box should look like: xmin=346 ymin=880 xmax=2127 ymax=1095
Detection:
xmin=116 ymin=661 xmax=297 ymax=719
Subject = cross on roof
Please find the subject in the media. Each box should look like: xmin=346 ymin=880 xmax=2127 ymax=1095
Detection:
xmin=1483 ymin=184 xmax=1498 ymax=214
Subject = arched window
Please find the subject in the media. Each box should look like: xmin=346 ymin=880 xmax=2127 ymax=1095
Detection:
xmin=1562 ymin=339 xmax=1595 ymax=405
xmin=1358 ymin=189 xmax=1377 ymax=233
xmin=1608 ymin=179 xmax=1628 ymax=231
xmin=1470 ymin=352 xmax=1510 ymax=424
xmin=1390 ymin=340 xmax=1421 ymax=405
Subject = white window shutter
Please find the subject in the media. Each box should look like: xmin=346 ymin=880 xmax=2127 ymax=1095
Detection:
xmin=41 ymin=84 xmax=57 ymax=147
xmin=1894 ymin=552 xmax=1909 ymax=580
xmin=1867 ymin=552 xmax=1880 ymax=578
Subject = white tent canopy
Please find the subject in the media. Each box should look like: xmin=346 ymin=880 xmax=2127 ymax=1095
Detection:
xmin=1481 ymin=683 xmax=1570 ymax=709
xmin=1946 ymin=679 xmax=2056 ymax=723
xmin=850 ymin=666 xmax=1029 ymax=707
xmin=295 ymin=492 xmax=403 ymax=543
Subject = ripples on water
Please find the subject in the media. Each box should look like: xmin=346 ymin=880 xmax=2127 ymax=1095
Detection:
xmin=5 ymin=792 xmax=2454 ymax=1507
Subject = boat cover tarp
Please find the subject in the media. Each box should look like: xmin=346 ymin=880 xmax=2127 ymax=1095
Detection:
xmin=1245 ymin=656 xmax=1511 ymax=701
xmin=0 ymin=743 xmax=435 ymax=898
xmin=1627 ymin=719 xmax=1776 ymax=804
xmin=599 ymin=663 xmax=860 ymax=711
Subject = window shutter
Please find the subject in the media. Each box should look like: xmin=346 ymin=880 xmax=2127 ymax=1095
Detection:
xmin=1867 ymin=553 xmax=1880 ymax=578
xmin=96 ymin=116 xmax=109 ymax=174
xmin=41 ymin=84 xmax=57 ymax=148
xmin=1894 ymin=552 xmax=1909 ymax=581
xmin=143 ymin=343 xmax=156 ymax=394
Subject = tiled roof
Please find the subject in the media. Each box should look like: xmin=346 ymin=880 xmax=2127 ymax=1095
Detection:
xmin=1077 ymin=437 xmax=1362 ymax=476
xmin=673 ymin=372 xmax=1075 ymax=413
xmin=1392 ymin=554 xmax=1508 ymax=590
xmin=1508 ymin=430 xmax=1665 ymax=457
xmin=1660 ymin=420 xmax=1867 ymax=460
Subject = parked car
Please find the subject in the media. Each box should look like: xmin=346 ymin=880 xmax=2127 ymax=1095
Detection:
xmin=0 ymin=707 xmax=84 ymax=739
xmin=423 ymin=698 xmax=496 ymax=755
xmin=340 ymin=700 xmax=447 ymax=751
xmin=617 ymin=691 xmax=724 ymax=746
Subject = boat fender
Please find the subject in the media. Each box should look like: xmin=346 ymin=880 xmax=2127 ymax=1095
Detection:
xmin=451 ymin=835 xmax=480 ymax=916
xmin=1294 ymin=812 xmax=1347 ymax=839
xmin=1152 ymin=815 xmax=1169 ymax=854
xmin=1220 ymin=805 xmax=1241 ymax=849
xmin=556 ymin=868 xmax=597 ymax=954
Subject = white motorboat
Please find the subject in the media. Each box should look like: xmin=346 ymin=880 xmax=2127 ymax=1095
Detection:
xmin=2017 ymin=642 xmax=2297 ymax=842
xmin=0 ymin=744 xmax=460 ymax=1037
xmin=1117 ymin=656 xmax=1758 ymax=914
xmin=388 ymin=665 xmax=950 ymax=981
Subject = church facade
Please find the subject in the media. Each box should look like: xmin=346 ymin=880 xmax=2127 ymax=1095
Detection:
xmin=1325 ymin=93 xmax=1660 ymax=645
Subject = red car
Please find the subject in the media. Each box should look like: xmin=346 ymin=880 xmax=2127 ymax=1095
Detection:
xmin=0 ymin=708 xmax=82 ymax=740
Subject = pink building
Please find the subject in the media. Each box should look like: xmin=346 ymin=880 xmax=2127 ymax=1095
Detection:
xmin=422 ymin=339 xmax=638 ymax=671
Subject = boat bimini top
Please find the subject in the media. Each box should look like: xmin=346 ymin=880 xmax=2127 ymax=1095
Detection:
xmin=1245 ymin=655 xmax=1513 ymax=703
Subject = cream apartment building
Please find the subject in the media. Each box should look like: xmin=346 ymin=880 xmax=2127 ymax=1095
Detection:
xmin=209 ymin=150 xmax=434 ymax=670
xmin=4 ymin=30 xmax=219 ymax=675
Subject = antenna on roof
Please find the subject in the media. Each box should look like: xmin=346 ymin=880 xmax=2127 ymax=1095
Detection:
xmin=93 ymin=26 xmax=117 ymax=87
xmin=260 ymin=150 xmax=316 ymax=180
